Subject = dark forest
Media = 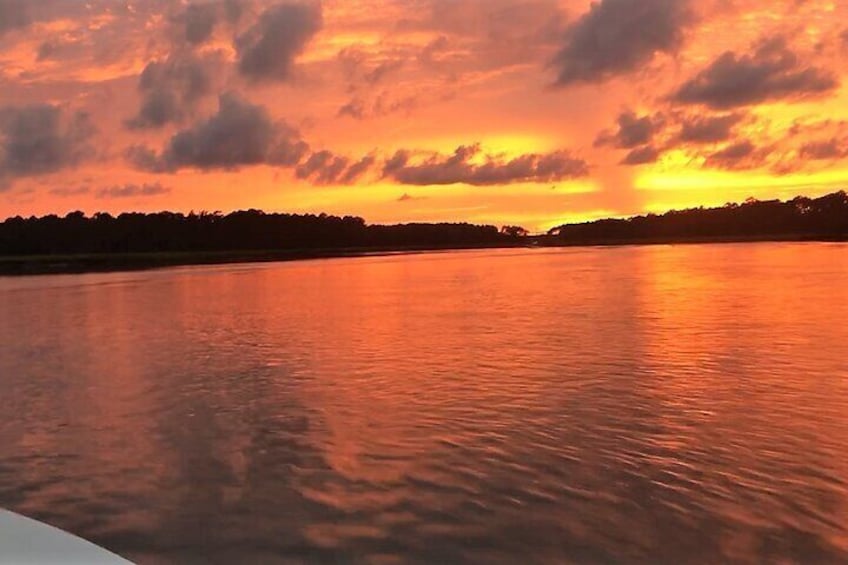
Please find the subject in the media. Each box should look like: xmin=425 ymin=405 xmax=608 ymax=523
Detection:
xmin=1 ymin=191 xmax=846 ymax=275
xmin=549 ymin=191 xmax=848 ymax=242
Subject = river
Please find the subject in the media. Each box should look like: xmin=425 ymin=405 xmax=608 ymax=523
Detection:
xmin=1 ymin=244 xmax=846 ymax=563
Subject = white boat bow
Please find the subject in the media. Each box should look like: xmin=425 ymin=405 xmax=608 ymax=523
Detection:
xmin=0 ymin=510 xmax=132 ymax=564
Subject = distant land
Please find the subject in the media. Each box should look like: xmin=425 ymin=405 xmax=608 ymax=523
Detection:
xmin=1 ymin=191 xmax=846 ymax=275
xmin=546 ymin=190 xmax=848 ymax=244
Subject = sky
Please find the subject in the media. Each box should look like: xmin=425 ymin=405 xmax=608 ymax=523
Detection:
xmin=1 ymin=0 xmax=848 ymax=231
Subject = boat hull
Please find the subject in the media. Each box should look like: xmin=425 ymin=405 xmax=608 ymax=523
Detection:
xmin=0 ymin=510 xmax=131 ymax=564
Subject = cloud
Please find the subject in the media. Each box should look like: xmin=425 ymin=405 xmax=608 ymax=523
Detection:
xmin=0 ymin=104 xmax=95 ymax=190
xmin=127 ymin=92 xmax=369 ymax=184
xmin=183 ymin=3 xmax=218 ymax=45
xmin=677 ymin=113 xmax=743 ymax=143
xmin=294 ymin=151 xmax=376 ymax=184
xmin=267 ymin=135 xmax=311 ymax=167
xmin=0 ymin=0 xmax=30 ymax=35
xmin=552 ymin=0 xmax=695 ymax=86
xmin=702 ymin=140 xmax=773 ymax=170
xmin=337 ymin=99 xmax=366 ymax=119
xmin=295 ymin=150 xmax=349 ymax=184
xmin=340 ymin=154 xmax=376 ymax=183
xmin=95 ymin=182 xmax=172 ymax=199
xmin=1 ymin=0 xmax=102 ymax=37
xmin=126 ymin=53 xmax=215 ymax=130
xmin=125 ymin=146 xmax=163 ymax=173
xmin=337 ymin=93 xmax=420 ymax=120
xmin=224 ymin=0 xmax=244 ymax=24
xmin=172 ymin=1 xmax=243 ymax=45
xmin=382 ymin=144 xmax=589 ymax=186
xmin=673 ymin=37 xmax=838 ymax=109
xmin=236 ymin=1 xmax=322 ymax=82
xmin=364 ymin=59 xmax=405 ymax=85
xmin=128 ymin=93 xmax=303 ymax=172
xmin=595 ymin=110 xmax=669 ymax=165
xmin=37 ymin=40 xmax=62 ymax=61
xmin=621 ymin=146 xmax=660 ymax=165
xmin=705 ymin=140 xmax=753 ymax=165
xmin=397 ymin=193 xmax=426 ymax=202
xmin=128 ymin=90 xmax=182 ymax=131
xmin=597 ymin=111 xmax=750 ymax=165
xmin=595 ymin=111 xmax=663 ymax=149
xmin=799 ymin=138 xmax=848 ymax=160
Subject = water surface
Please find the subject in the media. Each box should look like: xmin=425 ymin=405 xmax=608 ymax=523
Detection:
xmin=1 ymin=244 xmax=847 ymax=563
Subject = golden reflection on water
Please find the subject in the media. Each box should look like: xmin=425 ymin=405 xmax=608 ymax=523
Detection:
xmin=0 ymin=244 xmax=847 ymax=562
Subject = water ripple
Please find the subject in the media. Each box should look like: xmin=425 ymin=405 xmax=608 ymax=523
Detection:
xmin=1 ymin=244 xmax=847 ymax=563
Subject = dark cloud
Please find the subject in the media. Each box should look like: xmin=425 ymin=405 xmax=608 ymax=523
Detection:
xmin=703 ymin=140 xmax=772 ymax=170
xmin=129 ymin=90 xmax=182 ymax=130
xmin=224 ymin=0 xmax=244 ymax=24
xmin=552 ymin=0 xmax=695 ymax=86
xmin=294 ymin=152 xmax=376 ymax=185
xmin=799 ymin=138 xmax=848 ymax=160
xmin=128 ymin=93 xmax=295 ymax=172
xmin=95 ymin=182 xmax=171 ymax=199
xmin=384 ymin=150 xmax=410 ymax=173
xmin=35 ymin=34 xmax=102 ymax=65
xmin=140 ymin=55 xmax=214 ymax=102
xmin=364 ymin=59 xmax=405 ymax=85
xmin=595 ymin=111 xmax=663 ymax=149
xmin=127 ymin=53 xmax=215 ymax=130
xmin=170 ymin=1 xmax=243 ymax=45
xmin=36 ymin=40 xmax=60 ymax=61
xmin=710 ymin=141 xmax=755 ymax=160
xmin=337 ymin=99 xmax=366 ymax=119
xmin=184 ymin=3 xmax=218 ymax=45
xmin=337 ymin=93 xmax=419 ymax=120
xmin=418 ymin=35 xmax=449 ymax=66
xmin=125 ymin=145 xmax=164 ymax=173
xmin=621 ymin=146 xmax=660 ymax=165
xmin=0 ymin=104 xmax=95 ymax=189
xmin=785 ymin=118 xmax=848 ymax=138
xmin=295 ymin=150 xmax=349 ymax=184
xmin=678 ymin=113 xmax=743 ymax=143
xmin=673 ymin=37 xmax=838 ymax=109
xmin=267 ymin=135 xmax=311 ymax=167
xmin=236 ymin=2 xmax=322 ymax=82
xmin=127 ymin=92 xmax=373 ymax=185
xmin=0 ymin=0 xmax=30 ymax=35
xmin=382 ymin=144 xmax=588 ymax=186
xmin=340 ymin=154 xmax=376 ymax=183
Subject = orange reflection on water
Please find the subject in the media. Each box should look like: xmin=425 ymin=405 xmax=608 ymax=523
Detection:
xmin=0 ymin=245 xmax=847 ymax=562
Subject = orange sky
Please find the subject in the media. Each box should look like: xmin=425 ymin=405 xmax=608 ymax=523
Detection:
xmin=1 ymin=0 xmax=847 ymax=231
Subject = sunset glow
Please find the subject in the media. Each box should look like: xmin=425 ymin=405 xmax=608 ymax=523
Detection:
xmin=2 ymin=0 xmax=848 ymax=230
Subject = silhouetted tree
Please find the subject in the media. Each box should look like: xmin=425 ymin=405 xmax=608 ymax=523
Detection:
xmin=547 ymin=191 xmax=848 ymax=242
xmin=501 ymin=225 xmax=529 ymax=237
xmin=0 ymin=210 xmax=512 ymax=256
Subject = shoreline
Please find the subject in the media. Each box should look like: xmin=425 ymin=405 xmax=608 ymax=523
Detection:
xmin=0 ymin=235 xmax=845 ymax=277
xmin=0 ymin=243 xmax=518 ymax=277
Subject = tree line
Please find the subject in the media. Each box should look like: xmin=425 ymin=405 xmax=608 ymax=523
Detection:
xmin=3 ymin=191 xmax=846 ymax=257
xmin=0 ymin=210 xmax=511 ymax=256
xmin=548 ymin=191 xmax=848 ymax=242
